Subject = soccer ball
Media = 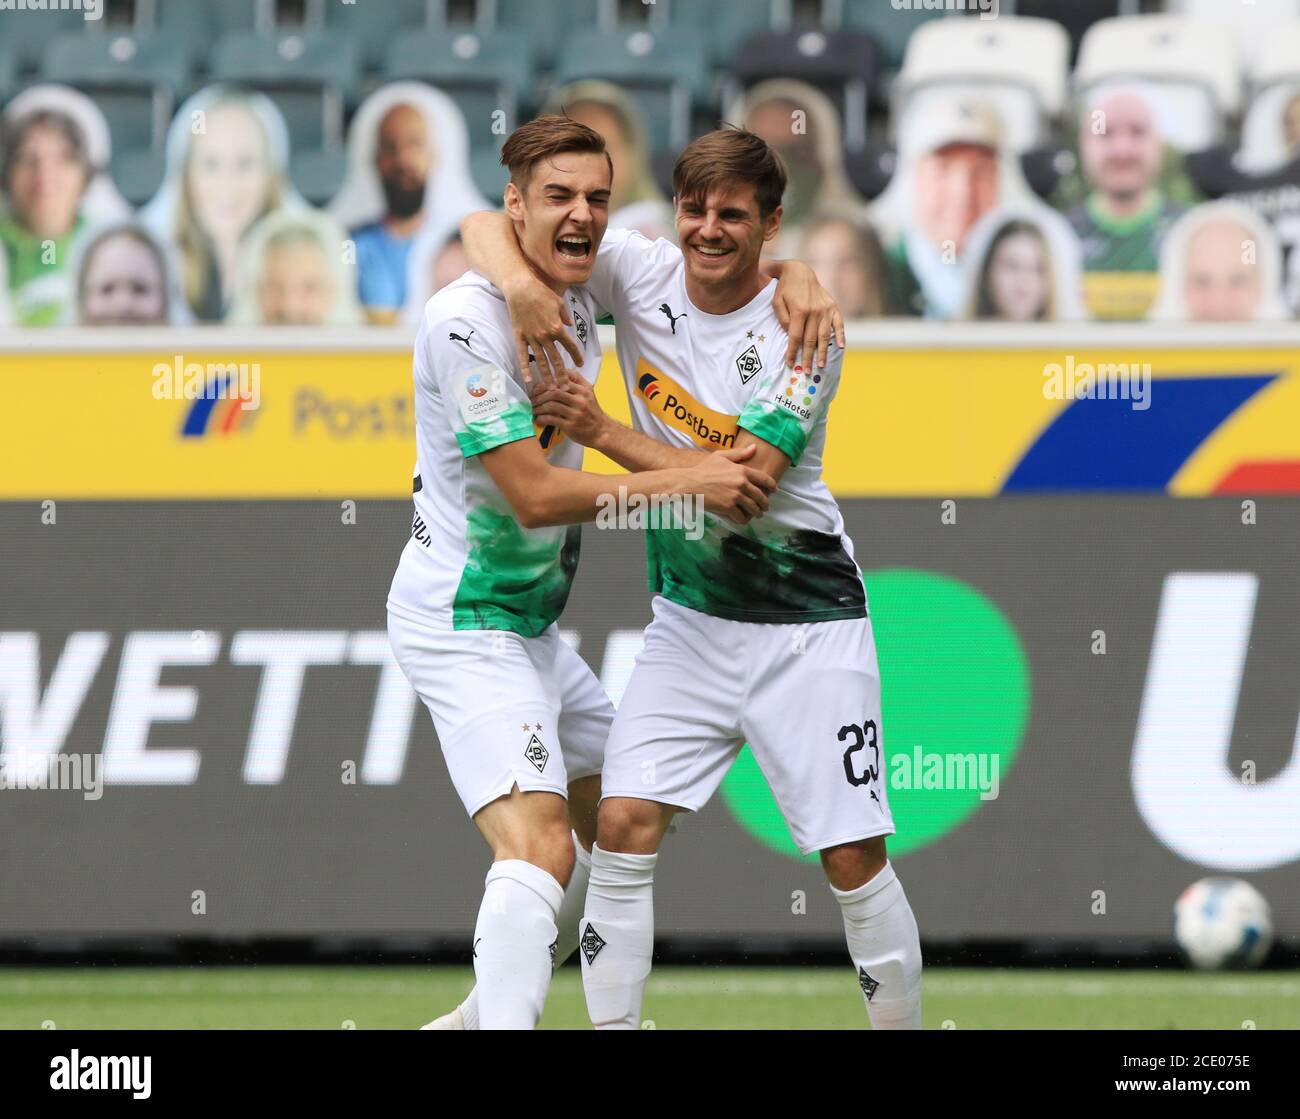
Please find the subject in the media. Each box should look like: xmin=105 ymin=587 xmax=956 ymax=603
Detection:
xmin=1173 ymin=877 xmax=1274 ymax=970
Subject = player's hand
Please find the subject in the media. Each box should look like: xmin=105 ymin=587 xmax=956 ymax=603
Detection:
xmin=501 ymin=273 xmax=585 ymax=386
xmin=772 ymin=260 xmax=845 ymax=370
xmin=685 ymin=444 xmax=777 ymax=525
xmin=530 ymin=371 xmax=608 ymax=447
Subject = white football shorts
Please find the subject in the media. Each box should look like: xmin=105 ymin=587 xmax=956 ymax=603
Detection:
xmin=388 ymin=609 xmax=612 ymax=817
xmin=599 ymin=596 xmax=895 ymax=854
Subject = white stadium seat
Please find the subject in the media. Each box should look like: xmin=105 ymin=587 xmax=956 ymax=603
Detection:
xmin=1250 ymin=22 xmax=1300 ymax=88
xmin=1168 ymin=0 xmax=1300 ymax=72
xmin=1075 ymin=15 xmax=1243 ymax=151
xmin=893 ymin=15 xmax=1070 ymax=153
xmin=1236 ymin=23 xmax=1300 ymax=173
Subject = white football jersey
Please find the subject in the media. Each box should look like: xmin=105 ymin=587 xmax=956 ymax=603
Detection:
xmin=386 ymin=271 xmax=602 ymax=636
xmin=586 ymin=228 xmax=866 ymax=623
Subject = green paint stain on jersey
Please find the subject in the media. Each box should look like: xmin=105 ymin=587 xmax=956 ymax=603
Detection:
xmin=647 ymin=521 xmax=866 ymax=624
xmin=452 ymin=506 xmax=581 ymax=637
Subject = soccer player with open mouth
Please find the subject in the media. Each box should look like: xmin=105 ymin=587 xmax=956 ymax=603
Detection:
xmin=458 ymin=127 xmax=923 ymax=1030
xmin=387 ymin=116 xmax=839 ymax=1029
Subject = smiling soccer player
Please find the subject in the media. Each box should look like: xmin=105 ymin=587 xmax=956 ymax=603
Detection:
xmin=460 ymin=127 xmax=923 ymax=1030
xmin=387 ymin=116 xmax=782 ymax=1030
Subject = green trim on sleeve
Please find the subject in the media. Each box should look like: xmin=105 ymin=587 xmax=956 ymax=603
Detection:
xmin=738 ymin=405 xmax=810 ymax=467
xmin=455 ymin=401 xmax=536 ymax=458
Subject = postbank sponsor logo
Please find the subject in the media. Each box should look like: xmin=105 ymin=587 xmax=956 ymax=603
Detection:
xmin=634 ymin=358 xmax=738 ymax=449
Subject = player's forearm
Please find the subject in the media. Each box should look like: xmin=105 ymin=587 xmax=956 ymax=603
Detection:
xmin=460 ymin=211 xmax=532 ymax=293
xmin=760 ymin=258 xmax=796 ymax=281
xmin=590 ymin=416 xmax=709 ymax=473
xmin=522 ymin=464 xmax=690 ymax=528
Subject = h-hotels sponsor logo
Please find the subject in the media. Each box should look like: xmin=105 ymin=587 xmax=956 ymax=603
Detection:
xmin=775 ymin=365 xmax=821 ymax=422
xmin=634 ymin=359 xmax=738 ymax=449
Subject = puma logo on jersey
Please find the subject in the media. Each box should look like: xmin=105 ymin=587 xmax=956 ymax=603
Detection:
xmin=449 ymin=329 xmax=476 ymax=351
xmin=659 ymin=303 xmax=687 ymax=334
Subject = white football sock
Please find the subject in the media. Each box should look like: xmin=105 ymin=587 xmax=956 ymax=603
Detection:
xmin=831 ymin=861 xmax=923 ymax=1030
xmin=457 ymin=833 xmax=590 ymax=1030
xmin=557 ymin=835 xmax=593 ymax=962
xmin=580 ymin=844 xmax=657 ymax=1030
xmin=472 ymin=858 xmax=564 ymax=1030
xmin=457 ymin=998 xmax=478 ymax=1031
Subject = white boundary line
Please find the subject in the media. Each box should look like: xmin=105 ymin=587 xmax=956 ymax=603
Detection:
xmin=0 ymin=971 xmax=1295 ymax=999
xmin=2 ymin=321 xmax=1299 ymax=354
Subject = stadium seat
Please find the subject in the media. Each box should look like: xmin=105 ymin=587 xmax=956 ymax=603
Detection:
xmin=1167 ymin=0 xmax=1300 ymax=71
xmin=0 ymin=5 xmax=86 ymax=71
xmin=1236 ymin=25 xmax=1300 ymax=173
xmin=1009 ymin=0 xmax=1124 ymax=65
xmin=210 ymin=29 xmax=360 ymax=136
xmin=152 ymin=0 xmax=268 ymax=57
xmin=0 ymin=44 xmax=15 ymax=101
xmin=1075 ymin=16 xmax=1242 ymax=150
xmin=485 ymin=0 xmax=603 ymax=69
xmin=42 ymin=29 xmax=191 ymax=96
xmin=1249 ymin=22 xmax=1300 ymax=89
xmin=210 ymin=29 xmax=359 ymax=204
xmin=1020 ymin=142 xmax=1074 ymax=200
xmin=834 ymin=0 xmax=951 ymax=71
xmin=471 ymin=145 xmax=510 ymax=204
xmin=108 ymin=149 xmax=168 ymax=207
xmin=728 ymin=28 xmax=881 ymax=150
xmin=554 ymin=28 xmax=710 ymax=151
xmin=598 ymin=0 xmax=657 ymax=27
xmin=99 ymin=0 xmax=138 ymax=26
xmin=892 ymin=16 xmax=1070 ymax=152
xmin=669 ymin=0 xmax=783 ymax=68
xmin=290 ymin=146 xmax=349 ymax=206
xmin=384 ymin=29 xmax=534 ymax=141
xmin=843 ymin=140 xmax=897 ymax=201
xmin=315 ymin=0 xmax=431 ymax=70
xmin=41 ymin=30 xmax=193 ymax=206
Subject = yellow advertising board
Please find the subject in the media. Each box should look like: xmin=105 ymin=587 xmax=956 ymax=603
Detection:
xmin=2 ymin=339 xmax=1298 ymax=498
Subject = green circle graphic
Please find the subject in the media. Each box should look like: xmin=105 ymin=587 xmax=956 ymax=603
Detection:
xmin=720 ymin=568 xmax=1031 ymax=860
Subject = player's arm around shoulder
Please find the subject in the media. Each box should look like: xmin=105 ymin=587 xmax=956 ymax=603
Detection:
xmin=459 ymin=210 xmax=586 ymax=383
xmin=761 ymin=257 xmax=847 ymax=371
xmin=423 ymin=300 xmax=773 ymax=529
xmin=737 ymin=338 xmax=846 ymax=478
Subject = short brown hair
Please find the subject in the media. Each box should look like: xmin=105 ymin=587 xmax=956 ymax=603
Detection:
xmin=3 ymin=108 xmax=92 ymax=192
xmin=500 ymin=114 xmax=612 ymax=190
xmin=672 ymin=127 xmax=787 ymax=219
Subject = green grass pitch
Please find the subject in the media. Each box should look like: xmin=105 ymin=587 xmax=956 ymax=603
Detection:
xmin=1 ymin=967 xmax=1297 ymax=1029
